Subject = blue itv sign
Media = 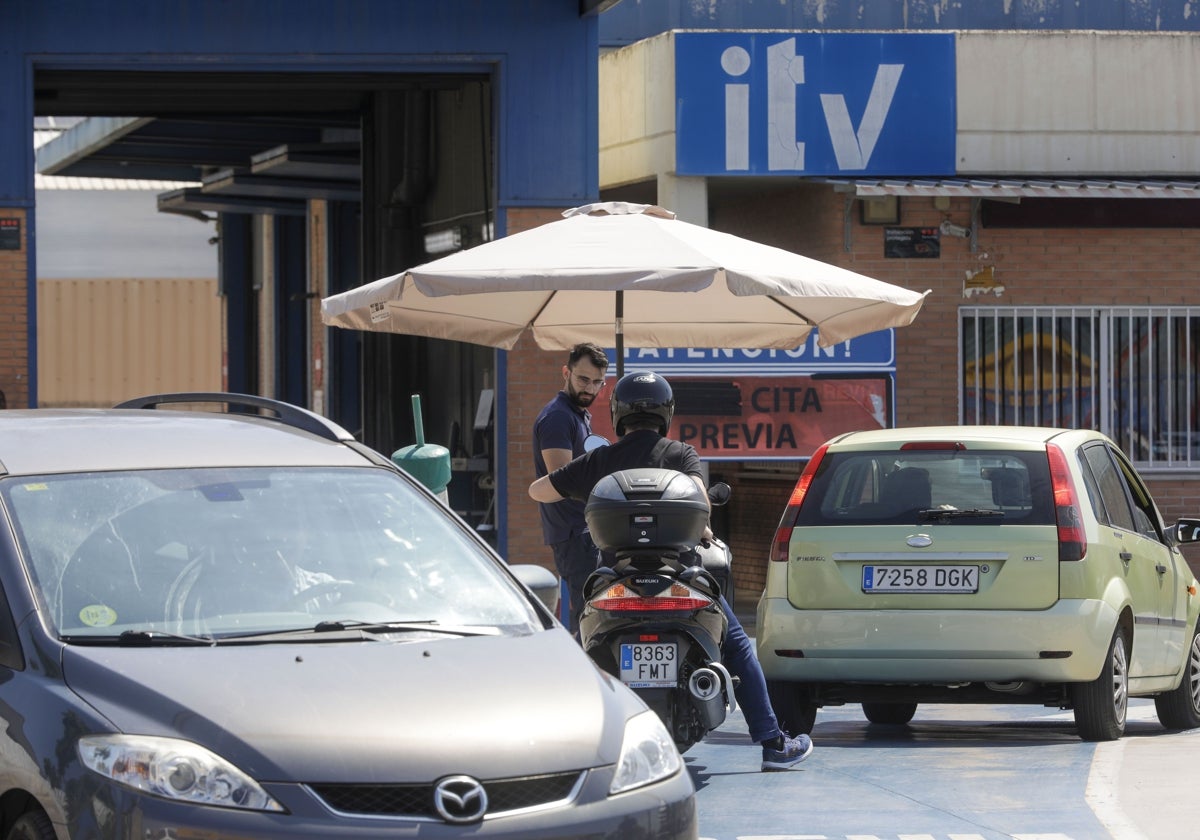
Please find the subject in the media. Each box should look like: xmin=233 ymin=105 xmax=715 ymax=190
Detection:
xmin=675 ymin=32 xmax=955 ymax=177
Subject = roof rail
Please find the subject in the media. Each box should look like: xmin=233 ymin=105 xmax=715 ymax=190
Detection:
xmin=114 ymin=392 xmax=355 ymax=443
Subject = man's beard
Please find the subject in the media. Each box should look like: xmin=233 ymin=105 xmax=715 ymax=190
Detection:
xmin=567 ymin=386 xmax=595 ymax=408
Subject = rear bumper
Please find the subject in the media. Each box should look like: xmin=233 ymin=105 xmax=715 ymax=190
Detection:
xmin=756 ymin=596 xmax=1118 ymax=685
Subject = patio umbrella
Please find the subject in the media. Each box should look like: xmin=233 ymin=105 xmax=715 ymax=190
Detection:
xmin=321 ymin=202 xmax=930 ymax=376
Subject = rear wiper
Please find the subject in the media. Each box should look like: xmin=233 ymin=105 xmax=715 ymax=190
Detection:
xmin=917 ymin=508 xmax=1006 ymax=524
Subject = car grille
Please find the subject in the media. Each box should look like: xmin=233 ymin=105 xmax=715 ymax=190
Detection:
xmin=309 ymin=770 xmax=585 ymax=820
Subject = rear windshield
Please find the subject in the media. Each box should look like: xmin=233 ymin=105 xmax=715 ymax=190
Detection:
xmin=796 ymin=448 xmax=1055 ymax=526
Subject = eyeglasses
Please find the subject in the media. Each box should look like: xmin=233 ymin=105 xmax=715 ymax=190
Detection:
xmin=570 ymin=372 xmax=606 ymax=390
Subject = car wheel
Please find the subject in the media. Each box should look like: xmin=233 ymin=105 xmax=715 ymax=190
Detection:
xmin=6 ymin=812 xmax=55 ymax=840
xmin=1154 ymin=622 xmax=1200 ymax=730
xmin=862 ymin=701 xmax=917 ymax=726
xmin=766 ymin=679 xmax=817 ymax=735
xmin=1072 ymin=627 xmax=1129 ymax=742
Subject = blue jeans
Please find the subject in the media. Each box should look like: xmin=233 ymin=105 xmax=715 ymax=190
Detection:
xmin=718 ymin=594 xmax=782 ymax=744
xmin=551 ymin=531 xmax=599 ymax=637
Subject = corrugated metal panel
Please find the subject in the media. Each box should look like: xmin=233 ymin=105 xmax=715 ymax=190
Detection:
xmin=824 ymin=178 xmax=1200 ymax=199
xmin=35 ymin=175 xmax=198 ymax=191
xmin=36 ymin=278 xmax=222 ymax=408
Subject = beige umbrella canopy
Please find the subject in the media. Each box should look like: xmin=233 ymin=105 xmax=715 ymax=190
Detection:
xmin=321 ymin=202 xmax=930 ymax=376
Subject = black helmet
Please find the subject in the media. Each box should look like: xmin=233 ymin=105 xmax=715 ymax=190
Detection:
xmin=610 ymin=370 xmax=675 ymax=436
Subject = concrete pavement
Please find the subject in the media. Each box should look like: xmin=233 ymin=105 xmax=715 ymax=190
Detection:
xmin=734 ymin=591 xmax=1200 ymax=840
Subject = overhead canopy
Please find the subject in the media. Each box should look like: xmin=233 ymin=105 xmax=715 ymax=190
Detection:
xmin=31 ymin=71 xmax=469 ymax=218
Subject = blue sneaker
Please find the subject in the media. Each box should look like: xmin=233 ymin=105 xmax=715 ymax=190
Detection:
xmin=761 ymin=733 xmax=813 ymax=771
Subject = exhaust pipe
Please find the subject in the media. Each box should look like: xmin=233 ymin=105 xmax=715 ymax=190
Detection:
xmin=688 ymin=666 xmax=729 ymax=730
xmin=688 ymin=667 xmax=722 ymax=701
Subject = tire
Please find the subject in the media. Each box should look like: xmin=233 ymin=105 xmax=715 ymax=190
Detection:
xmin=6 ymin=811 xmax=56 ymax=840
xmin=862 ymin=701 xmax=917 ymax=726
xmin=1155 ymin=623 xmax=1200 ymax=730
xmin=765 ymin=679 xmax=817 ymax=735
xmin=1072 ymin=627 xmax=1129 ymax=742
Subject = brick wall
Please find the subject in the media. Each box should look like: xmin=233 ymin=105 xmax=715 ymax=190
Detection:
xmin=0 ymin=209 xmax=28 ymax=409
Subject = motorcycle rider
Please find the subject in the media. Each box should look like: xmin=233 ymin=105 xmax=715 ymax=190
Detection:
xmin=529 ymin=369 xmax=813 ymax=771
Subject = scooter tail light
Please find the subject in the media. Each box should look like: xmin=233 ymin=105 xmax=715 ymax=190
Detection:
xmin=590 ymin=581 xmax=714 ymax=612
xmin=770 ymin=444 xmax=828 ymax=563
xmin=1047 ymin=442 xmax=1087 ymax=562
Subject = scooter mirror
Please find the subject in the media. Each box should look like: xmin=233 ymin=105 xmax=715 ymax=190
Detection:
xmin=584 ymin=433 xmax=609 ymax=452
xmin=708 ymin=482 xmax=731 ymax=506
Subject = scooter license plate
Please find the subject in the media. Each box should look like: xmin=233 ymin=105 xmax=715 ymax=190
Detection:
xmin=620 ymin=642 xmax=677 ymax=688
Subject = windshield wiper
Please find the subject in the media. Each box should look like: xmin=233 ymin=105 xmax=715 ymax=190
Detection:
xmin=217 ymin=620 xmax=498 ymax=642
xmin=917 ymin=508 xmax=1006 ymax=524
xmin=314 ymin=620 xmax=498 ymax=637
xmin=57 ymin=629 xmax=217 ymax=646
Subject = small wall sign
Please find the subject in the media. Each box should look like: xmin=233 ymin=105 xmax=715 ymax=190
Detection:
xmin=884 ymin=226 xmax=939 ymax=258
xmin=0 ymin=218 xmax=20 ymax=250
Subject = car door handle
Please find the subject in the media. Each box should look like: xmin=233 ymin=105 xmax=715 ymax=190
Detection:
xmin=1120 ymin=551 xmax=1133 ymax=563
xmin=1156 ymin=563 xmax=1168 ymax=575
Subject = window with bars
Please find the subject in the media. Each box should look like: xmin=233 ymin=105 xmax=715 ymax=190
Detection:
xmin=960 ymin=307 xmax=1200 ymax=470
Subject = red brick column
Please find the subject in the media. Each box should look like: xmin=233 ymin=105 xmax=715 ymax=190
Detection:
xmin=0 ymin=209 xmax=29 ymax=409
xmin=500 ymin=207 xmax=572 ymax=571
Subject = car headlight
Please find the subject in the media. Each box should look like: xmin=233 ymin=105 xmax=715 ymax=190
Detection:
xmin=609 ymin=710 xmax=682 ymax=794
xmin=78 ymin=734 xmax=284 ymax=812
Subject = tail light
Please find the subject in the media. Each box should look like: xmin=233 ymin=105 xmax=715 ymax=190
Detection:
xmin=770 ymin=444 xmax=828 ymax=563
xmin=589 ymin=581 xmax=714 ymax=612
xmin=1046 ymin=442 xmax=1087 ymax=561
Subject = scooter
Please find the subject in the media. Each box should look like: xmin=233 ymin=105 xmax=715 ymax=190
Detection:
xmin=577 ymin=467 xmax=737 ymax=753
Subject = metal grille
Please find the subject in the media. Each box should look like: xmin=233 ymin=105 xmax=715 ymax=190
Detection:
xmin=309 ymin=770 xmax=583 ymax=821
xmin=960 ymin=306 xmax=1200 ymax=469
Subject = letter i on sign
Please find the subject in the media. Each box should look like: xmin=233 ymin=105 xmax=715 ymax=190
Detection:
xmin=721 ymin=46 xmax=751 ymax=170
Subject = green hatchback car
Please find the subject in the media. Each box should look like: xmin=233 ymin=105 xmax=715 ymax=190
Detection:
xmin=757 ymin=425 xmax=1200 ymax=741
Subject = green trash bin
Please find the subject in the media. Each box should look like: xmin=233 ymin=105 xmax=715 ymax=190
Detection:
xmin=391 ymin=395 xmax=451 ymax=503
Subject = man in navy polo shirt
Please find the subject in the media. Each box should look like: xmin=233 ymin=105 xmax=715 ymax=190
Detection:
xmin=532 ymin=342 xmax=610 ymax=637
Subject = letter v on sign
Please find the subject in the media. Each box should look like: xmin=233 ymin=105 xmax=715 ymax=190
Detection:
xmin=820 ymin=64 xmax=903 ymax=170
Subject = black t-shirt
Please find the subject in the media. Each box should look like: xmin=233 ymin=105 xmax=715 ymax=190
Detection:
xmin=548 ymin=428 xmax=703 ymax=502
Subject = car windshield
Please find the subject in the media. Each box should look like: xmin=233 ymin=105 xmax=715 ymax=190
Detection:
xmin=796 ymin=448 xmax=1056 ymax=526
xmin=2 ymin=467 xmax=542 ymax=640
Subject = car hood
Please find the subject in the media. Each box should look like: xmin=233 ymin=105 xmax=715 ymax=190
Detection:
xmin=62 ymin=629 xmax=639 ymax=783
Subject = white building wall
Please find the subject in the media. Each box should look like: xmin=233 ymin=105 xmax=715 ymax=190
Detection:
xmin=600 ymin=31 xmax=1200 ymax=187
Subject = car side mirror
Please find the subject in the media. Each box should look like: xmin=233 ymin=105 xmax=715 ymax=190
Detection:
xmin=510 ymin=564 xmax=561 ymax=614
xmin=1175 ymin=518 xmax=1200 ymax=545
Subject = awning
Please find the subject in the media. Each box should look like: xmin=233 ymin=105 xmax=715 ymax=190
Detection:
xmin=824 ymin=178 xmax=1200 ymax=200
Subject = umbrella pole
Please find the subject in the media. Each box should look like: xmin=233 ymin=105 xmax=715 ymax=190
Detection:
xmin=615 ymin=290 xmax=624 ymax=379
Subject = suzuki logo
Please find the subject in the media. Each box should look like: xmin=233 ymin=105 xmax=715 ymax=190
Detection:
xmin=433 ymin=775 xmax=488 ymax=824
xmin=720 ymin=37 xmax=903 ymax=172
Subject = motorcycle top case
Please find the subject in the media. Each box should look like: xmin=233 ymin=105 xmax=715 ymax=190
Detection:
xmin=585 ymin=468 xmax=709 ymax=553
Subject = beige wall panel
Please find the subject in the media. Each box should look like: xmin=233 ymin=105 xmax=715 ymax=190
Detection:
xmin=600 ymin=32 xmax=676 ymax=188
xmin=957 ymin=31 xmax=1200 ymax=174
xmin=36 ymin=278 xmax=221 ymax=408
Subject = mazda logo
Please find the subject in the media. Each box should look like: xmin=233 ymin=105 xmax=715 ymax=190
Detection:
xmin=433 ymin=775 xmax=488 ymax=824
